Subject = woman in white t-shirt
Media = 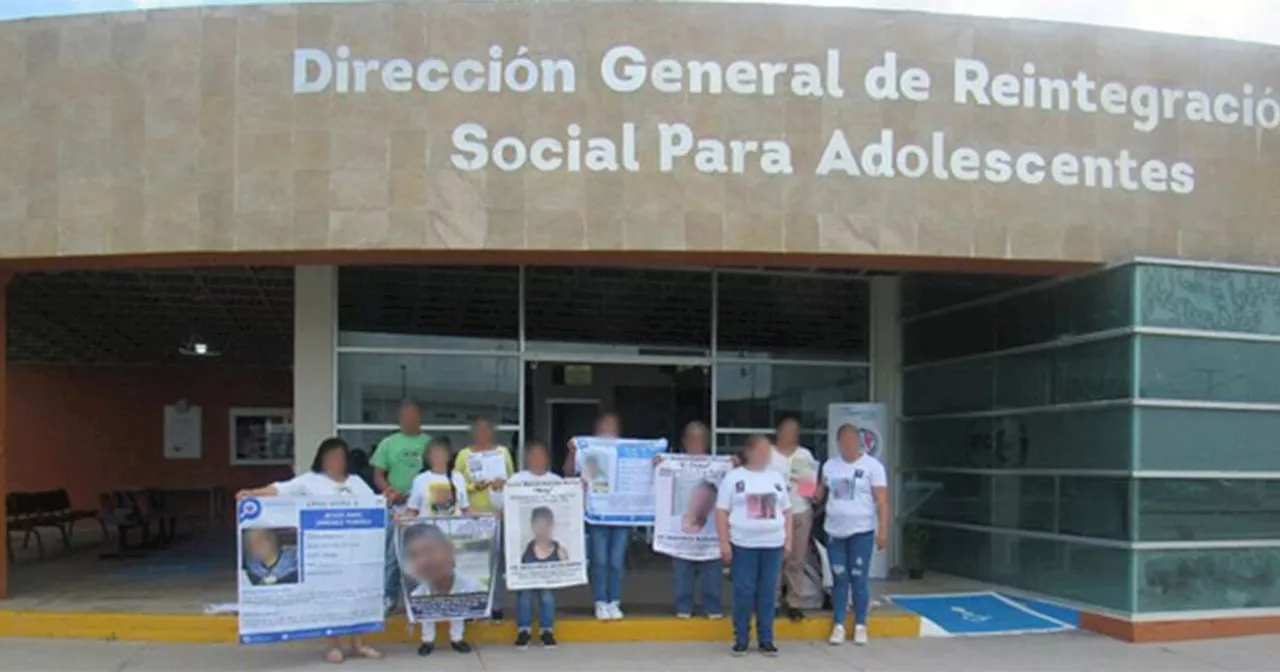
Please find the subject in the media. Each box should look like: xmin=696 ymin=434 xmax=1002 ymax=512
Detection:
xmin=819 ymin=423 xmax=888 ymax=647
xmin=403 ymin=438 xmax=473 ymax=656
xmin=236 ymin=437 xmax=382 ymax=665
xmin=715 ymin=434 xmax=792 ymax=658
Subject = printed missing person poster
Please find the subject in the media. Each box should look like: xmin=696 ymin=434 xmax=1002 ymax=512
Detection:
xmin=652 ymin=455 xmax=733 ymax=561
xmin=236 ymin=495 xmax=386 ymax=644
xmin=577 ymin=437 xmax=668 ymax=525
xmin=503 ymin=480 xmax=587 ymax=590
xmin=396 ymin=515 xmax=498 ymax=622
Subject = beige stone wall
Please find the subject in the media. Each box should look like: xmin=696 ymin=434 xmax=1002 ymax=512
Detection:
xmin=1 ymin=1 xmax=1278 ymax=264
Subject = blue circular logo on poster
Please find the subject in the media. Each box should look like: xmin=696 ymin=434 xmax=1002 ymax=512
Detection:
xmin=238 ymin=498 xmax=262 ymax=523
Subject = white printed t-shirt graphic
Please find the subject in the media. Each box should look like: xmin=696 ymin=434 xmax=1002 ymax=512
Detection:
xmin=716 ymin=467 xmax=792 ymax=548
xmin=406 ymin=471 xmax=470 ymax=516
xmin=821 ymin=454 xmax=887 ymax=538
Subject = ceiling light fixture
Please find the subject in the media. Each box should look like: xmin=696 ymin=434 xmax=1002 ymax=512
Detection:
xmin=179 ymin=336 xmax=220 ymax=357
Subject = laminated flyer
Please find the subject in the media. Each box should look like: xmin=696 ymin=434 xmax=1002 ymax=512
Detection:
xmin=577 ymin=437 xmax=668 ymax=526
xmin=237 ymin=495 xmax=386 ymax=644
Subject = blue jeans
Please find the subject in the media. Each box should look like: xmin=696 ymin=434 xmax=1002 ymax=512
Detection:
xmin=516 ymin=590 xmax=556 ymax=632
xmin=588 ymin=524 xmax=629 ymax=604
xmin=673 ymin=557 xmax=723 ymax=615
xmin=829 ymin=531 xmax=876 ymax=626
xmin=730 ymin=545 xmax=784 ymax=647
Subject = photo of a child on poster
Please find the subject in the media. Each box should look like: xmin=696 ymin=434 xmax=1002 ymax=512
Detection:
xmin=396 ymin=516 xmax=498 ymax=622
xmin=503 ymin=480 xmax=587 ymax=591
xmin=652 ymin=455 xmax=732 ymax=561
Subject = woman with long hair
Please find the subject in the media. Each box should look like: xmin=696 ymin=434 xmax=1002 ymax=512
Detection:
xmin=237 ymin=437 xmax=382 ymax=664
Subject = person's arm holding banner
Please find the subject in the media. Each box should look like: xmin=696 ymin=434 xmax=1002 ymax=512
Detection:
xmin=564 ymin=438 xmax=578 ymax=476
xmin=369 ymin=438 xmax=401 ymax=504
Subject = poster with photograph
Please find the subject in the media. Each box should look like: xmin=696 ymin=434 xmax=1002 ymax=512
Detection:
xmin=652 ymin=455 xmax=733 ymax=561
xmin=230 ymin=407 xmax=294 ymax=466
xmin=396 ymin=516 xmax=498 ymax=622
xmin=237 ymin=495 xmax=386 ymax=644
xmin=503 ymin=479 xmax=587 ymax=590
xmin=163 ymin=402 xmax=202 ymax=460
xmin=466 ymin=450 xmax=510 ymax=484
xmin=577 ymin=437 xmax=668 ymax=526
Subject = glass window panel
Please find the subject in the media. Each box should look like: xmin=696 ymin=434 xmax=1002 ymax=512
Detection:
xmin=337 ymin=353 xmax=519 ymax=426
xmin=900 ymin=273 xmax=1038 ymax=319
xmin=902 ymin=304 xmax=996 ymax=365
xmin=902 ymin=359 xmax=994 ymax=416
xmin=995 ymin=267 xmax=1134 ymax=350
xmin=1139 ymin=264 xmax=1280 ymax=335
xmin=901 ymin=408 xmax=1132 ymax=471
xmin=715 ymin=363 xmax=869 ymax=432
xmin=994 ymin=337 xmax=1132 ymax=409
xmin=525 ymin=267 xmax=711 ymax=355
xmin=1137 ymin=408 xmax=1280 ymax=471
xmin=337 ymin=267 xmax=518 ymax=351
xmin=1137 ymin=547 xmax=1280 ymax=611
xmin=1139 ymin=335 xmax=1280 ymax=403
xmin=918 ymin=524 xmax=1134 ymax=611
xmin=716 ymin=273 xmax=868 ymax=360
xmin=1058 ymin=477 xmax=1131 ymax=540
xmin=1138 ymin=479 xmax=1280 ymax=542
xmin=338 ymin=428 xmax=521 ymax=471
xmin=904 ymin=472 xmax=1054 ymax=532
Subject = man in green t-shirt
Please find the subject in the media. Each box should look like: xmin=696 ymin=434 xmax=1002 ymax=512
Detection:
xmin=371 ymin=400 xmax=429 ymax=610
xmin=371 ymin=400 xmax=430 ymax=505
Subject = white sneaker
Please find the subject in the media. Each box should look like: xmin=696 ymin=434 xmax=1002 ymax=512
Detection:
xmin=594 ymin=602 xmax=610 ymax=621
xmin=607 ymin=601 xmax=624 ymax=620
xmin=676 ymin=612 xmax=692 ymax=619
xmin=854 ymin=624 xmax=868 ymax=645
xmin=828 ymin=624 xmax=845 ymax=645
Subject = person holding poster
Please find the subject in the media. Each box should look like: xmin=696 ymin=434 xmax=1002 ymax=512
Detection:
xmin=504 ymin=440 xmax=582 ymax=649
xmin=403 ymin=438 xmax=473 ymax=655
xmin=453 ymin=415 xmax=514 ymax=620
xmin=820 ymin=423 xmax=889 ymax=647
xmin=653 ymin=421 xmax=728 ymax=619
xmin=396 ymin=515 xmax=498 ymax=630
xmin=371 ymin=400 xmax=430 ymax=611
xmin=770 ymin=416 xmax=817 ymax=622
xmin=717 ymin=434 xmax=792 ymax=658
xmin=235 ymin=437 xmax=384 ymax=664
xmin=565 ymin=412 xmax=666 ymax=621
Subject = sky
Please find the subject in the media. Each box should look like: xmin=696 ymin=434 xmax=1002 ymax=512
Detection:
xmin=2 ymin=0 xmax=1279 ymax=46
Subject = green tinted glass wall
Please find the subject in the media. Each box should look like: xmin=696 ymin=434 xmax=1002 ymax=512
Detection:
xmin=1133 ymin=263 xmax=1280 ymax=613
xmin=901 ymin=267 xmax=1138 ymax=614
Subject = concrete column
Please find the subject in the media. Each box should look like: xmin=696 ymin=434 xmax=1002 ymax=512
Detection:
xmin=0 ymin=271 xmax=10 ymax=599
xmin=870 ymin=276 xmax=902 ymax=568
xmin=293 ymin=266 xmax=337 ymax=476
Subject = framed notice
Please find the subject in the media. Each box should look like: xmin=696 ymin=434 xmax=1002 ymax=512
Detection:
xmin=163 ymin=403 xmax=203 ymax=460
xmin=230 ymin=407 xmax=295 ymax=466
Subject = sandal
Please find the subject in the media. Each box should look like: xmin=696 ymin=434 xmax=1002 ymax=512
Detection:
xmin=324 ymin=647 xmax=345 ymax=664
xmin=353 ymin=644 xmax=383 ymax=660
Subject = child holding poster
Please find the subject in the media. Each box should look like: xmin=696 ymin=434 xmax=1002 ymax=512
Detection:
xmin=508 ymin=441 xmax=564 ymax=649
xmin=404 ymin=439 xmax=473 ymax=656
